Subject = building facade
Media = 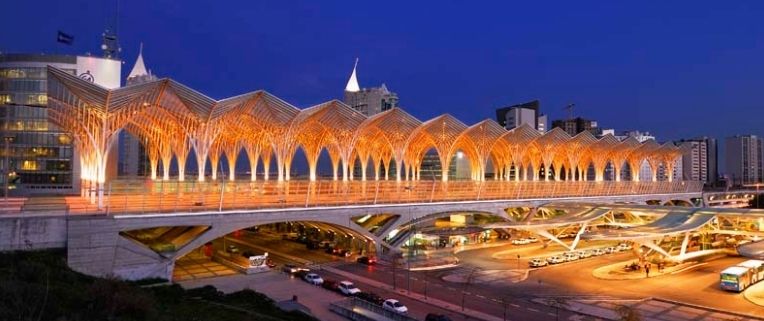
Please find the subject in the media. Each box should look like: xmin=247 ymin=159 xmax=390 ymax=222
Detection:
xmin=0 ymin=53 xmax=120 ymax=194
xmin=494 ymin=100 xmax=547 ymax=133
xmin=343 ymin=60 xmax=398 ymax=117
xmin=677 ymin=137 xmax=717 ymax=184
xmin=118 ymin=45 xmax=159 ymax=177
xmin=725 ymin=135 xmax=764 ymax=186
xmin=551 ymin=117 xmax=598 ymax=136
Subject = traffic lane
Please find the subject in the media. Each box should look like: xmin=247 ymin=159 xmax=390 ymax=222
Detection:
xmin=528 ymin=254 xmax=764 ymax=316
xmin=232 ymin=232 xmax=354 ymax=264
xmin=335 ymin=263 xmax=593 ymax=321
xmin=456 ymin=240 xmax=619 ymax=269
xmin=317 ymin=269 xmax=471 ymax=321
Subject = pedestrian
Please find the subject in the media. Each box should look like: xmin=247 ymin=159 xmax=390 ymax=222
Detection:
xmin=645 ymin=263 xmax=650 ymax=278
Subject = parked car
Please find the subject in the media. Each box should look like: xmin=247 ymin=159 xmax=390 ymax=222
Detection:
xmin=527 ymin=237 xmax=539 ymax=243
xmin=604 ymin=246 xmax=618 ymax=254
xmin=547 ymin=256 xmax=565 ymax=264
xmin=529 ymin=258 xmax=548 ymax=268
xmin=577 ymin=250 xmax=592 ymax=258
xmin=318 ymin=240 xmax=333 ymax=248
xmin=591 ymin=248 xmax=606 ymax=256
xmin=617 ymin=243 xmax=631 ymax=251
xmin=357 ymin=256 xmax=376 ymax=265
xmin=382 ymin=299 xmax=408 ymax=314
xmin=511 ymin=238 xmax=530 ymax=245
xmin=425 ymin=314 xmax=453 ymax=321
xmin=303 ymin=273 xmax=324 ymax=285
xmin=563 ymin=252 xmax=579 ymax=262
xmin=337 ymin=281 xmax=361 ymax=296
xmin=282 ymin=264 xmax=309 ymax=274
xmin=226 ymin=245 xmax=239 ymax=254
xmin=322 ymin=279 xmax=339 ymax=291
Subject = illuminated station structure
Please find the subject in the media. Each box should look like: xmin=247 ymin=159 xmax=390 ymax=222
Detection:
xmin=46 ymin=63 xmax=688 ymax=209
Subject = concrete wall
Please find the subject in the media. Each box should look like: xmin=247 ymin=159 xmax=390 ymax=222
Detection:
xmin=0 ymin=215 xmax=67 ymax=251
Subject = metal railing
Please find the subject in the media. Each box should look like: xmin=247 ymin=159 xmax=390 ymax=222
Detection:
xmin=8 ymin=180 xmax=703 ymax=216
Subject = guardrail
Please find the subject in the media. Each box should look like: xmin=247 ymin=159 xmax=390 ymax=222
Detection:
xmin=3 ymin=180 xmax=703 ymax=216
xmin=330 ymin=297 xmax=419 ymax=321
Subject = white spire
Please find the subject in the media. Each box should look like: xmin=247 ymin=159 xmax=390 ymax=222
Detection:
xmin=127 ymin=43 xmax=149 ymax=79
xmin=345 ymin=58 xmax=360 ymax=92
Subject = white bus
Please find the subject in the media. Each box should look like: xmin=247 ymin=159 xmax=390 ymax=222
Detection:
xmin=720 ymin=260 xmax=764 ymax=292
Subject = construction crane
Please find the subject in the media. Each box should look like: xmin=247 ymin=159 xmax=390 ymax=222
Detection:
xmin=563 ymin=103 xmax=576 ymax=120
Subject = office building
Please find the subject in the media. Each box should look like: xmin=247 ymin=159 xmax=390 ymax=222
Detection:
xmin=343 ymin=60 xmax=398 ymax=116
xmin=551 ymin=117 xmax=598 ymax=136
xmin=0 ymin=53 xmax=120 ymax=194
xmin=676 ymin=137 xmax=717 ymax=184
xmin=494 ymin=100 xmax=547 ymax=133
xmin=725 ymin=135 xmax=764 ymax=186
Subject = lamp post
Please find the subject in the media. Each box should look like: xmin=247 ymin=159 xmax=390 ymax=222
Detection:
xmin=3 ymin=136 xmax=14 ymax=202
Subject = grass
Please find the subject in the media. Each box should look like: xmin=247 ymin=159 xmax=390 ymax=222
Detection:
xmin=0 ymin=249 xmax=317 ymax=321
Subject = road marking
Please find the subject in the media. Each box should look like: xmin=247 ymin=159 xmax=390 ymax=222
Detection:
xmin=547 ymin=312 xmax=556 ymax=317
xmin=528 ymin=308 xmax=540 ymax=312
xmin=510 ymin=303 xmax=520 ymax=308
xmin=476 ymin=294 xmax=486 ymax=299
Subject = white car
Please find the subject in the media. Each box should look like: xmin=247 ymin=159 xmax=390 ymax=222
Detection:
xmin=563 ymin=253 xmax=579 ymax=262
xmin=547 ymin=256 xmax=565 ymax=264
xmin=617 ymin=243 xmax=631 ymax=251
xmin=604 ymin=246 xmax=618 ymax=254
xmin=527 ymin=237 xmax=540 ymax=243
xmin=303 ymin=273 xmax=324 ymax=285
xmin=529 ymin=258 xmax=548 ymax=267
xmin=337 ymin=281 xmax=361 ymax=296
xmin=577 ymin=250 xmax=592 ymax=258
xmin=591 ymin=248 xmax=606 ymax=256
xmin=382 ymin=299 xmax=408 ymax=314
xmin=511 ymin=238 xmax=530 ymax=245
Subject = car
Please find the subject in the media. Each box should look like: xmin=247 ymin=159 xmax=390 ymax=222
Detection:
xmin=303 ymin=273 xmax=324 ymax=285
xmin=226 ymin=245 xmax=239 ymax=254
xmin=577 ymin=250 xmax=592 ymax=258
xmin=557 ymin=233 xmax=571 ymax=239
xmin=563 ymin=252 xmax=579 ymax=262
xmin=322 ymin=279 xmax=339 ymax=291
xmin=527 ymin=237 xmax=539 ymax=243
xmin=425 ymin=314 xmax=453 ymax=321
xmin=282 ymin=233 xmax=298 ymax=240
xmin=337 ymin=281 xmax=361 ymax=296
xmin=617 ymin=243 xmax=631 ymax=251
xmin=604 ymin=246 xmax=618 ymax=254
xmin=529 ymin=258 xmax=548 ymax=267
xmin=591 ymin=248 xmax=606 ymax=256
xmin=546 ymin=256 xmax=565 ymax=264
xmin=337 ymin=249 xmax=352 ymax=257
xmin=382 ymin=299 xmax=408 ymax=314
xmin=282 ymin=264 xmax=309 ymax=274
xmin=511 ymin=238 xmax=530 ymax=245
xmin=357 ymin=256 xmax=376 ymax=265
xmin=318 ymin=240 xmax=333 ymax=248
xmin=356 ymin=292 xmax=384 ymax=305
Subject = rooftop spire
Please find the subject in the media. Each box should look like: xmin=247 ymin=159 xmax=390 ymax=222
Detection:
xmin=127 ymin=43 xmax=149 ymax=79
xmin=345 ymin=58 xmax=360 ymax=92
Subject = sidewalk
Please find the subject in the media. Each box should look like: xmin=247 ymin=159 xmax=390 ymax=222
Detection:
xmin=744 ymin=280 xmax=764 ymax=308
xmin=592 ymin=260 xmax=702 ymax=280
xmin=321 ymin=265 xmax=504 ymax=321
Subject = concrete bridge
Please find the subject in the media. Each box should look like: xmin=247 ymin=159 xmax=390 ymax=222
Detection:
xmin=60 ymin=190 xmax=699 ymax=281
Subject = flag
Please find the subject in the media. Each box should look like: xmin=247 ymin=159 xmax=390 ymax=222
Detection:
xmin=57 ymin=31 xmax=74 ymax=45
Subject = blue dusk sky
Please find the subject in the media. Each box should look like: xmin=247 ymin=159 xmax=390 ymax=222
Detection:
xmin=2 ymin=0 xmax=763 ymax=143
